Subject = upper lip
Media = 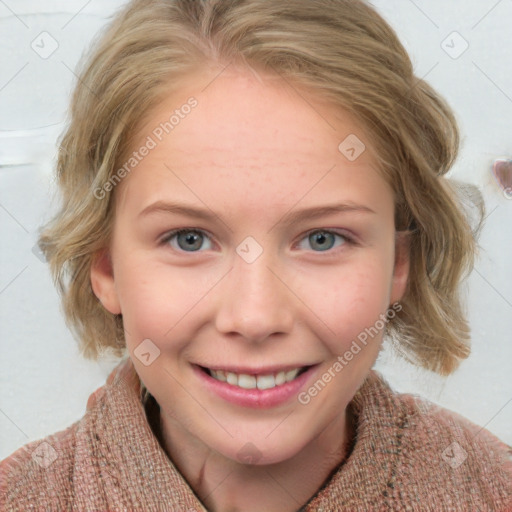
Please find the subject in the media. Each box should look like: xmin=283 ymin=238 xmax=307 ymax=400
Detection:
xmin=196 ymin=363 xmax=317 ymax=376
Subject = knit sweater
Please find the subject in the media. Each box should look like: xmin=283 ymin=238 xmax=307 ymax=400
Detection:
xmin=1 ymin=358 xmax=511 ymax=511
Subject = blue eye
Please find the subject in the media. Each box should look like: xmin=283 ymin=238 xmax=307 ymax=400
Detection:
xmin=297 ymin=230 xmax=349 ymax=252
xmin=161 ymin=228 xmax=352 ymax=254
xmin=163 ymin=229 xmax=212 ymax=252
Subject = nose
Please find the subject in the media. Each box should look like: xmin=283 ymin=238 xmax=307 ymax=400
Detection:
xmin=214 ymin=251 xmax=294 ymax=343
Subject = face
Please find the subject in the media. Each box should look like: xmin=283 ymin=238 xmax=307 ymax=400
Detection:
xmin=91 ymin=65 xmax=409 ymax=466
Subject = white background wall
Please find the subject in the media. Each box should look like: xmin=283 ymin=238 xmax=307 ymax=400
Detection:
xmin=1 ymin=0 xmax=511 ymax=460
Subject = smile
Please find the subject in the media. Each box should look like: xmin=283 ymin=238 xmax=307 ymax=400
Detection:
xmin=201 ymin=366 xmax=310 ymax=390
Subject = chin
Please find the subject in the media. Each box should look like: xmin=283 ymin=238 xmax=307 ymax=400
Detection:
xmin=212 ymin=435 xmax=308 ymax=467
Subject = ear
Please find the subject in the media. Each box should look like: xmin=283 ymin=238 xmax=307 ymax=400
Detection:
xmin=389 ymin=231 xmax=410 ymax=304
xmin=90 ymin=248 xmax=121 ymax=315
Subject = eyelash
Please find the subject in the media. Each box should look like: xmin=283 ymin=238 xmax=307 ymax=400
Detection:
xmin=159 ymin=228 xmax=357 ymax=254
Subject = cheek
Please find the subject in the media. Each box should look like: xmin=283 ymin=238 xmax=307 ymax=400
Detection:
xmin=114 ymin=259 xmax=186 ymax=342
xmin=114 ymin=256 xmax=223 ymax=349
xmin=295 ymin=256 xmax=394 ymax=353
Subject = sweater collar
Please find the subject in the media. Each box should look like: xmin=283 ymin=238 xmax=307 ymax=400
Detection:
xmin=81 ymin=358 xmax=403 ymax=511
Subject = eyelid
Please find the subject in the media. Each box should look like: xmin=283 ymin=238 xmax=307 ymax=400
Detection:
xmin=159 ymin=227 xmax=215 ymax=250
xmin=293 ymin=228 xmax=357 ymax=250
xmin=307 ymin=228 xmax=356 ymax=241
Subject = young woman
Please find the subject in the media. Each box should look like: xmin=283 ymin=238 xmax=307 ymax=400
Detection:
xmin=2 ymin=1 xmax=510 ymax=510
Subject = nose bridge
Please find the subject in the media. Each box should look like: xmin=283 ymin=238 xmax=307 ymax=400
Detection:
xmin=215 ymin=247 xmax=293 ymax=341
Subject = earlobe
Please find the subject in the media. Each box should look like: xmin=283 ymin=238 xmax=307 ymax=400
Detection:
xmin=90 ymin=249 xmax=121 ymax=315
xmin=390 ymin=231 xmax=411 ymax=304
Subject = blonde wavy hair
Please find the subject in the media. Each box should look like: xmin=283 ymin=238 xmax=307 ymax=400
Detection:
xmin=39 ymin=0 xmax=484 ymax=376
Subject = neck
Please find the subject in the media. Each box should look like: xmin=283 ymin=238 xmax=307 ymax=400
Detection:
xmin=150 ymin=402 xmax=355 ymax=512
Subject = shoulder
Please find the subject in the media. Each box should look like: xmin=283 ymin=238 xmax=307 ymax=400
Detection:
xmin=360 ymin=371 xmax=512 ymax=508
xmin=0 ymin=421 xmax=79 ymax=510
xmin=0 ymin=367 xmax=127 ymax=511
xmin=0 ymin=359 xmax=192 ymax=511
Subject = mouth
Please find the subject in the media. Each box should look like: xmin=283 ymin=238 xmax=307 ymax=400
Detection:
xmin=198 ymin=365 xmax=312 ymax=391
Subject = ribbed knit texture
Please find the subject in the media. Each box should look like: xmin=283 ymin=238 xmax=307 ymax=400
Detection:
xmin=1 ymin=358 xmax=511 ymax=511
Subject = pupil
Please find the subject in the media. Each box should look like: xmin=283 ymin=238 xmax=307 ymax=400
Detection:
xmin=178 ymin=231 xmax=202 ymax=251
xmin=310 ymin=231 xmax=334 ymax=251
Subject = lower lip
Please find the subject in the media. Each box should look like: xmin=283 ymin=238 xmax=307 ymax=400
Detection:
xmin=193 ymin=365 xmax=318 ymax=409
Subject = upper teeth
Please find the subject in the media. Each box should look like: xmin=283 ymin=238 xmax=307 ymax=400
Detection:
xmin=209 ymin=368 xmax=302 ymax=390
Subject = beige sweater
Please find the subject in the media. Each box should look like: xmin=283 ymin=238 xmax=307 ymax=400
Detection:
xmin=1 ymin=358 xmax=511 ymax=511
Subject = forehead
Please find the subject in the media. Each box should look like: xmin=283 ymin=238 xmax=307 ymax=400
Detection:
xmin=115 ymin=67 xmax=392 ymax=219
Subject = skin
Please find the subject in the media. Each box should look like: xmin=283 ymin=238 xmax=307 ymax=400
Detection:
xmin=91 ymin=64 xmax=410 ymax=512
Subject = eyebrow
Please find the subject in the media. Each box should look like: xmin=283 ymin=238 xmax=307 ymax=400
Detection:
xmin=138 ymin=200 xmax=376 ymax=226
xmin=139 ymin=200 xmax=218 ymax=221
xmin=275 ymin=202 xmax=376 ymax=228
